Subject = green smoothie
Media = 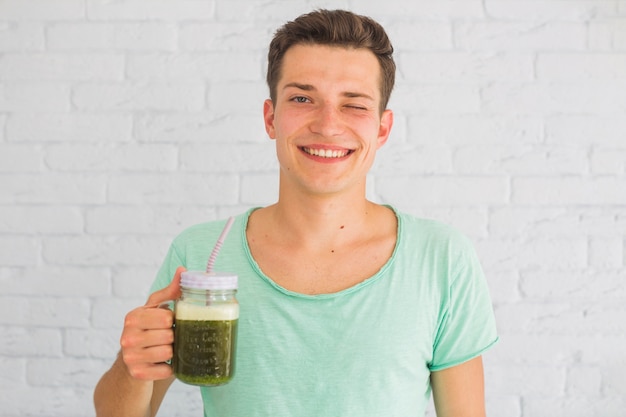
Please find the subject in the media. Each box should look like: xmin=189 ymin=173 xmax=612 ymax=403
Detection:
xmin=173 ymin=301 xmax=239 ymax=386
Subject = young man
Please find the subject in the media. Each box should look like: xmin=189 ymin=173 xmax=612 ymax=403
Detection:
xmin=94 ymin=9 xmax=498 ymax=417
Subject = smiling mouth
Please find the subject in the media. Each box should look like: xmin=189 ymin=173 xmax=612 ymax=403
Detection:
xmin=301 ymin=147 xmax=353 ymax=158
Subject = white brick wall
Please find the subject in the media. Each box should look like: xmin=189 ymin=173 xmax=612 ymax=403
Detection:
xmin=0 ymin=1 xmax=624 ymax=416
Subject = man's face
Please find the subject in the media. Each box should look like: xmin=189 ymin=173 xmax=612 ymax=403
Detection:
xmin=263 ymin=44 xmax=393 ymax=198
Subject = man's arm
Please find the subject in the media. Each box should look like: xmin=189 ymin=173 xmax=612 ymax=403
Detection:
xmin=94 ymin=353 xmax=175 ymax=417
xmin=430 ymin=356 xmax=486 ymax=417
xmin=93 ymin=268 xmax=184 ymax=417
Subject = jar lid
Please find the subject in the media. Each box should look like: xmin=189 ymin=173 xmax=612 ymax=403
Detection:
xmin=181 ymin=271 xmax=238 ymax=290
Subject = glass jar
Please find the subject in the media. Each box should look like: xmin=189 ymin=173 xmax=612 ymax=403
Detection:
xmin=173 ymin=271 xmax=239 ymax=386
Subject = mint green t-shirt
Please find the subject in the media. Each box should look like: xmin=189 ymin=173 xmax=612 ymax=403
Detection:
xmin=151 ymin=208 xmax=498 ymax=417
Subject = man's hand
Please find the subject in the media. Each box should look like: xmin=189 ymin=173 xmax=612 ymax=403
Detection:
xmin=120 ymin=266 xmax=185 ymax=380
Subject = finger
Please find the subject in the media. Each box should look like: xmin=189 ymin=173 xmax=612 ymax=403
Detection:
xmin=121 ymin=327 xmax=174 ymax=351
xmin=127 ymin=360 xmax=175 ymax=381
xmin=124 ymin=343 xmax=174 ymax=367
xmin=145 ymin=266 xmax=186 ymax=307
xmin=124 ymin=305 xmax=174 ymax=332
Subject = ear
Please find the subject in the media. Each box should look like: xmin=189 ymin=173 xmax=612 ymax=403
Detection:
xmin=263 ymin=99 xmax=276 ymax=139
xmin=376 ymin=109 xmax=393 ymax=149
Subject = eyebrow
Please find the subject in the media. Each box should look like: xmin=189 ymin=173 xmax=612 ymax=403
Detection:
xmin=283 ymin=82 xmax=375 ymax=101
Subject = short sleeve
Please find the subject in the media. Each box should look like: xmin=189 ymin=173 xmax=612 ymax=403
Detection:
xmin=429 ymin=237 xmax=498 ymax=371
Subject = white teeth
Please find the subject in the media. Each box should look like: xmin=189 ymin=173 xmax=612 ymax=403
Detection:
xmin=303 ymin=147 xmax=350 ymax=158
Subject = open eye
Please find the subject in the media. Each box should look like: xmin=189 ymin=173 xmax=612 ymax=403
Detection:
xmin=291 ymin=96 xmax=311 ymax=103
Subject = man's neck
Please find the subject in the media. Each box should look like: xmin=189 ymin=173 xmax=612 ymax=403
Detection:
xmin=256 ymin=194 xmax=381 ymax=249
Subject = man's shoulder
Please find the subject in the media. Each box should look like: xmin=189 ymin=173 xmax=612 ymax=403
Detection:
xmin=397 ymin=210 xmax=468 ymax=242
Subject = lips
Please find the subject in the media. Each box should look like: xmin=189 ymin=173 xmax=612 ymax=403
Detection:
xmin=301 ymin=146 xmax=353 ymax=159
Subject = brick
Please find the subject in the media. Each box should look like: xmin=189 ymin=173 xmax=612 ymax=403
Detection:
xmin=64 ymin=328 xmax=120 ymax=358
xmin=375 ymin=144 xmax=452 ymax=175
xmin=0 ymin=53 xmax=124 ymax=81
xmin=402 ymin=207 xmax=489 ymax=239
xmin=180 ymin=143 xmax=276 ymax=173
xmin=602 ymin=361 xmax=626 ymax=396
xmin=589 ymin=237 xmax=623 ymax=269
xmin=72 ymin=82 xmax=205 ymax=111
xmin=7 ymin=113 xmax=132 ymax=143
xmin=375 ymin=175 xmax=509 ymax=207
xmin=111 ymin=266 xmax=162 ymax=297
xmin=589 ymin=19 xmax=626 ymax=50
xmin=453 ymin=144 xmax=588 ymax=175
xmin=216 ymin=0 xmax=349 ymax=21
xmin=86 ymin=0 xmax=215 ymax=20
xmin=0 ymin=296 xmax=90 ymax=327
xmin=47 ymin=23 xmax=177 ymax=51
xmin=579 ymin=209 xmax=626 ymax=236
xmin=387 ymin=21 xmax=452 ymax=51
xmin=1 ymin=266 xmax=110 ymax=297
xmin=484 ymin=269 xmax=520 ymax=304
xmin=135 ymin=111 xmax=267 ymax=143
xmin=91 ymin=296 xmax=147 ymax=329
xmin=0 ymin=174 xmax=106 ymax=204
xmin=240 ymin=173 xmax=279 ymax=205
xmin=27 ymin=357 xmax=107 ymax=387
xmin=0 ymin=82 xmax=71 ymax=111
xmin=391 ymin=82 xmax=480 ymax=114
xmin=355 ymin=1 xmax=484 ymax=19
xmin=208 ymin=81 xmax=270 ymax=113
xmin=512 ymin=177 xmax=626 ymax=205
xmin=86 ymin=205 xmax=216 ymax=236
xmin=0 ymin=22 xmax=45 ymax=51
xmin=42 ymin=236 xmax=171 ymax=267
xmin=399 ymin=52 xmax=534 ymax=82
xmin=1 ymin=387 xmax=94 ymax=417
xmin=0 ymin=113 xmax=5 ymax=141
xmin=520 ymin=270 xmax=625 ymax=300
xmin=496 ymin=299 xmax=626 ymax=336
xmin=486 ymin=364 xmax=566 ymax=396
xmin=0 ymin=0 xmax=84 ymax=20
xmin=107 ymin=173 xmax=239 ymax=205
xmin=0 ymin=237 xmax=40 ymax=266
xmin=408 ymin=115 xmax=543 ymax=145
xmin=0 ymin=357 xmax=26 ymax=389
xmin=0 ymin=144 xmax=44 ymax=172
xmin=127 ymin=52 xmax=262 ymax=81
xmin=180 ymin=22 xmax=272 ymax=51
xmin=454 ymin=21 xmax=586 ymax=51
xmin=546 ymin=115 xmax=626 ymax=145
xmin=525 ymin=396 xmax=626 ymax=417
xmin=485 ymin=334 xmax=583 ymax=365
xmin=591 ymin=147 xmax=626 ymax=174
xmin=485 ymin=1 xmax=618 ymax=20
xmin=135 ymin=112 xmax=220 ymax=143
xmin=537 ymin=53 xmax=626 ymax=80
xmin=0 ymin=206 xmax=83 ymax=234
xmin=481 ymin=82 xmax=626 ymax=115
xmin=489 ymin=208 xmax=583 ymax=238
xmin=45 ymin=143 xmax=178 ymax=172
xmin=479 ymin=237 xmax=588 ymax=270
xmin=485 ymin=395 xmax=521 ymax=417
xmin=567 ymin=366 xmax=602 ymax=396
xmin=0 ymin=326 xmax=63 ymax=357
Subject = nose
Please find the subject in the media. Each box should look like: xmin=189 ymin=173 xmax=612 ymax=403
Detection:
xmin=309 ymin=103 xmax=344 ymax=137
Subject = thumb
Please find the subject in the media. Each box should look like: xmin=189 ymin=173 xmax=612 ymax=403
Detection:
xmin=145 ymin=266 xmax=185 ymax=307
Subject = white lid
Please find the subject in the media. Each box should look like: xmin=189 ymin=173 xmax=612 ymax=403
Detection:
xmin=180 ymin=271 xmax=238 ymax=290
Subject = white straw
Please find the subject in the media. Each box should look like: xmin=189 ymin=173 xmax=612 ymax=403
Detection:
xmin=206 ymin=216 xmax=235 ymax=273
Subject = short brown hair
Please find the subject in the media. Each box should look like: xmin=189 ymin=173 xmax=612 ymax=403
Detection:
xmin=266 ymin=9 xmax=396 ymax=113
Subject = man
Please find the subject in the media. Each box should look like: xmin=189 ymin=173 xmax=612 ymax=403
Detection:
xmin=94 ymin=9 xmax=498 ymax=417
